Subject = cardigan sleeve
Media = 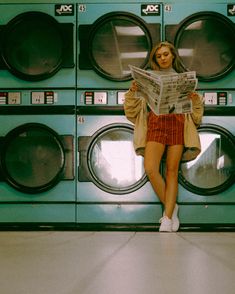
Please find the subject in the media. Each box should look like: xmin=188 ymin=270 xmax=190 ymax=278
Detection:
xmin=123 ymin=90 xmax=146 ymax=124
xmin=190 ymin=94 xmax=204 ymax=127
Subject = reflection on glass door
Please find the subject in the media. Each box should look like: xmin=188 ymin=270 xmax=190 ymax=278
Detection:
xmin=179 ymin=125 xmax=235 ymax=195
xmin=88 ymin=126 xmax=146 ymax=193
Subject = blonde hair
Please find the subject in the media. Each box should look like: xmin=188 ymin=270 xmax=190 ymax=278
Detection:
xmin=149 ymin=41 xmax=186 ymax=73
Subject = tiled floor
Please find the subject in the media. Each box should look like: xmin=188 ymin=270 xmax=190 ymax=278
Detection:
xmin=0 ymin=231 xmax=235 ymax=294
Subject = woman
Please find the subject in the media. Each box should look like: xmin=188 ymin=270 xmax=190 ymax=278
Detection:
xmin=124 ymin=41 xmax=204 ymax=232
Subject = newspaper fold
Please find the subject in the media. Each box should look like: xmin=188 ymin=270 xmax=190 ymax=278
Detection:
xmin=129 ymin=65 xmax=198 ymax=115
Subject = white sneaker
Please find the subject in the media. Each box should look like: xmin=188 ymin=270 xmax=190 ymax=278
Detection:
xmin=159 ymin=216 xmax=172 ymax=232
xmin=172 ymin=204 xmax=180 ymax=232
xmin=162 ymin=204 xmax=180 ymax=232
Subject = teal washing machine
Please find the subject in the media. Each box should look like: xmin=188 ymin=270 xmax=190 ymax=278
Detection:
xmin=76 ymin=90 xmax=162 ymax=227
xmin=163 ymin=0 xmax=235 ymax=89
xmin=161 ymin=0 xmax=235 ymax=227
xmin=77 ymin=1 xmax=162 ymax=88
xmin=0 ymin=2 xmax=75 ymax=88
xmin=0 ymin=90 xmax=76 ymax=225
xmin=175 ymin=91 xmax=235 ymax=227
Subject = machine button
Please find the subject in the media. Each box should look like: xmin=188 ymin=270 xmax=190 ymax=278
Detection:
xmin=45 ymin=91 xmax=55 ymax=104
xmin=84 ymin=91 xmax=93 ymax=104
xmin=0 ymin=92 xmax=8 ymax=104
xmin=217 ymin=92 xmax=227 ymax=105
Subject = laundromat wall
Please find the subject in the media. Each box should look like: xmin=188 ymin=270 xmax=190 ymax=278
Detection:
xmin=0 ymin=0 xmax=234 ymax=229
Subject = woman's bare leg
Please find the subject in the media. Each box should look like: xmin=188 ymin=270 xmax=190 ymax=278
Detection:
xmin=164 ymin=145 xmax=184 ymax=218
xmin=144 ymin=142 xmax=166 ymax=204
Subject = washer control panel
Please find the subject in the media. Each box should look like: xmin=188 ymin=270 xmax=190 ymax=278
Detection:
xmin=203 ymin=91 xmax=232 ymax=105
xmin=83 ymin=90 xmax=127 ymax=105
xmin=0 ymin=92 xmax=21 ymax=104
xmin=0 ymin=91 xmax=62 ymax=105
xmin=84 ymin=91 xmax=107 ymax=105
xmin=80 ymin=90 xmax=235 ymax=106
xmin=31 ymin=91 xmax=57 ymax=104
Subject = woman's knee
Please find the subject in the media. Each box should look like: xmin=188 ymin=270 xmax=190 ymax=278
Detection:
xmin=165 ymin=165 xmax=179 ymax=179
xmin=144 ymin=161 xmax=160 ymax=178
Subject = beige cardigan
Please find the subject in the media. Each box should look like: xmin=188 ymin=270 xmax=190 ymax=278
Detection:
xmin=124 ymin=90 xmax=204 ymax=162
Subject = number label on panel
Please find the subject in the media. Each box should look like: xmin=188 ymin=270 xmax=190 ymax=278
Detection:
xmin=8 ymin=92 xmax=21 ymax=104
xmin=94 ymin=92 xmax=107 ymax=104
xmin=77 ymin=116 xmax=85 ymax=124
xmin=117 ymin=92 xmax=126 ymax=105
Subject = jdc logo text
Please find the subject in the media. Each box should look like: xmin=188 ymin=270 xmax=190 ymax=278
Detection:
xmin=141 ymin=4 xmax=161 ymax=16
xmin=55 ymin=4 xmax=74 ymax=16
xmin=228 ymin=4 xmax=235 ymax=16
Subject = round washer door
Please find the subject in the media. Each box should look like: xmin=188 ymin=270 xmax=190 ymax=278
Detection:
xmin=1 ymin=12 xmax=64 ymax=81
xmin=88 ymin=12 xmax=154 ymax=81
xmin=0 ymin=123 xmax=65 ymax=194
xmin=86 ymin=124 xmax=147 ymax=194
xmin=179 ymin=124 xmax=235 ymax=195
xmin=174 ymin=12 xmax=235 ymax=81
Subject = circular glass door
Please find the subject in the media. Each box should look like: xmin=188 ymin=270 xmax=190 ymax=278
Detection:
xmin=1 ymin=12 xmax=64 ymax=81
xmin=179 ymin=124 xmax=235 ymax=195
xmin=88 ymin=124 xmax=147 ymax=194
xmin=174 ymin=12 xmax=235 ymax=81
xmin=1 ymin=123 xmax=65 ymax=193
xmin=89 ymin=12 xmax=153 ymax=81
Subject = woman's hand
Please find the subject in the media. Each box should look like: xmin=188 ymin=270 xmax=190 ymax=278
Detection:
xmin=130 ymin=81 xmax=139 ymax=92
xmin=188 ymin=92 xmax=200 ymax=103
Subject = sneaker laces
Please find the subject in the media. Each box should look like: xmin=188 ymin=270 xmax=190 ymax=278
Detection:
xmin=159 ymin=215 xmax=171 ymax=223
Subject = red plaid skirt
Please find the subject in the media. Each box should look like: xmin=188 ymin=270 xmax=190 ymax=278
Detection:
xmin=147 ymin=111 xmax=185 ymax=145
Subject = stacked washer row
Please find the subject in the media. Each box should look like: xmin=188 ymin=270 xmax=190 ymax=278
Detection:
xmin=0 ymin=0 xmax=234 ymax=228
xmin=0 ymin=2 xmax=76 ymax=225
xmin=76 ymin=0 xmax=235 ymax=227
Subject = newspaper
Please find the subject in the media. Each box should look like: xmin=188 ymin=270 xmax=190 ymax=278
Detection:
xmin=129 ymin=65 xmax=198 ymax=115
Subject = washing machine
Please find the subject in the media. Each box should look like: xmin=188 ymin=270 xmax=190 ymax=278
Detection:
xmin=76 ymin=89 xmax=162 ymax=226
xmin=0 ymin=89 xmax=76 ymax=225
xmin=163 ymin=0 xmax=235 ymax=89
xmin=77 ymin=1 xmax=162 ymax=89
xmin=0 ymin=2 xmax=75 ymax=88
xmin=174 ymin=90 xmax=235 ymax=227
